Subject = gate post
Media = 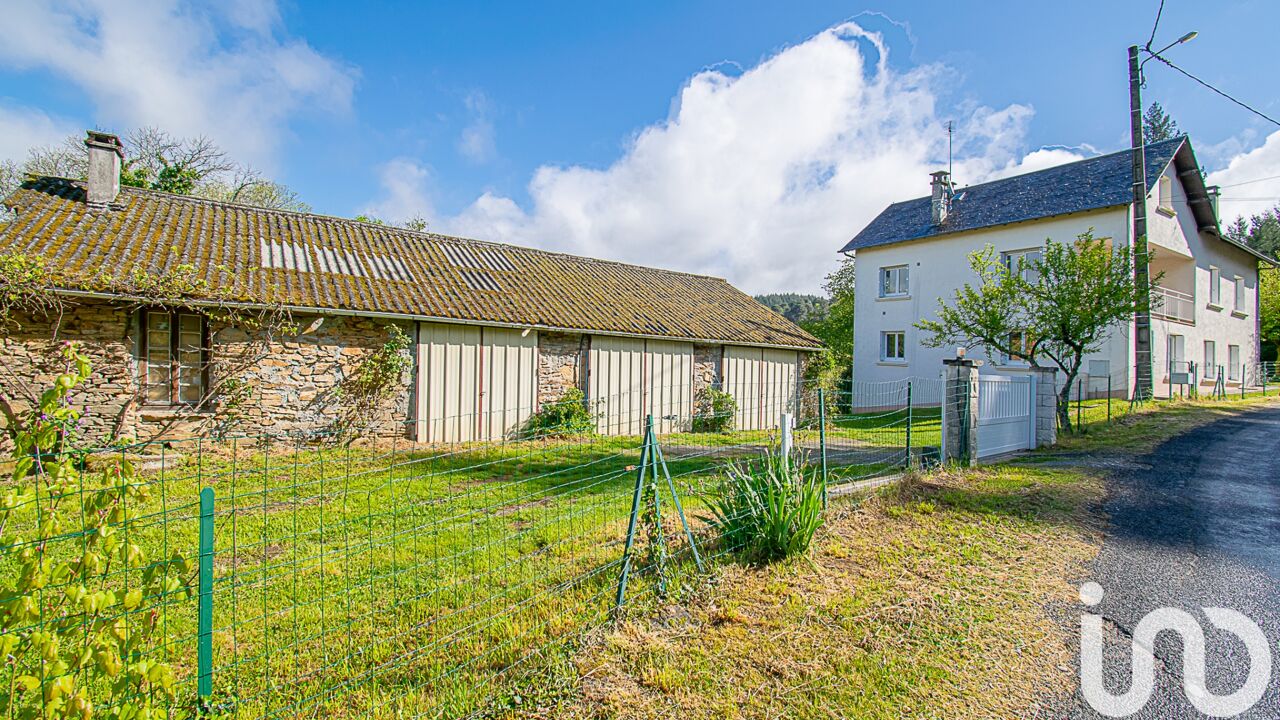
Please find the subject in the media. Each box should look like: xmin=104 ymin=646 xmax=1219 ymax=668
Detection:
xmin=1030 ymin=366 xmax=1058 ymax=448
xmin=942 ymin=355 xmax=979 ymax=466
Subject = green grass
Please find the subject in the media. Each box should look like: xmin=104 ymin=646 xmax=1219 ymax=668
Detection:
xmin=1052 ymin=388 xmax=1279 ymax=452
xmin=3 ymin=407 xmax=925 ymax=719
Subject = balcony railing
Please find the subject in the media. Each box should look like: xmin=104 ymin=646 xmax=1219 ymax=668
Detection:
xmin=1151 ymin=285 xmax=1195 ymax=325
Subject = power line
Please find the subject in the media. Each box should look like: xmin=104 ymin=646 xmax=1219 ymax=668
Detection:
xmin=1146 ymin=52 xmax=1280 ymax=129
xmin=1146 ymin=0 xmax=1166 ymax=50
xmin=1217 ymin=174 xmax=1280 ymax=189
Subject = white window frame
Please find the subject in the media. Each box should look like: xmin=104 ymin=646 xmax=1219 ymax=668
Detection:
xmin=1234 ymin=275 xmax=1246 ymax=314
xmin=1228 ymin=345 xmax=1241 ymax=382
xmin=880 ymin=331 xmax=906 ymax=363
xmin=1001 ymin=248 xmax=1042 ymax=283
xmin=879 ymin=265 xmax=910 ymax=298
xmin=1208 ymin=266 xmax=1222 ymax=307
xmin=1204 ymin=340 xmax=1216 ymax=379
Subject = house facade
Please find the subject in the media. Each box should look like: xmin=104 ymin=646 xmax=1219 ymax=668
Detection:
xmin=842 ymin=137 xmax=1269 ymax=398
xmin=0 ymin=132 xmax=818 ymax=444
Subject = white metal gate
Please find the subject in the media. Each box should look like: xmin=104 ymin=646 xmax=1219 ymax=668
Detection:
xmin=976 ymin=374 xmax=1035 ymax=458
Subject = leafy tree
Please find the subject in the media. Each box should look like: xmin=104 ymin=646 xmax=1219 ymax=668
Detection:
xmin=1224 ymin=204 xmax=1280 ymax=260
xmin=1261 ymin=268 xmax=1280 ymax=360
xmin=916 ymin=231 xmax=1155 ymax=432
xmin=1142 ymin=101 xmax=1180 ymax=144
xmin=0 ymin=127 xmax=307 ymax=213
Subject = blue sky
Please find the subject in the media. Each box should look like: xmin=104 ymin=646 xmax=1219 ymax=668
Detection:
xmin=2 ymin=1 xmax=1278 ymax=292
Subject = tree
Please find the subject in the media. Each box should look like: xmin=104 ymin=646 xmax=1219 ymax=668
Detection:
xmin=1261 ymin=268 xmax=1280 ymax=360
xmin=916 ymin=231 xmax=1155 ymax=432
xmin=753 ymin=293 xmax=829 ymax=324
xmin=0 ymin=127 xmax=307 ymax=213
xmin=1224 ymin=204 xmax=1280 ymax=260
xmin=1143 ymin=101 xmax=1180 ymax=144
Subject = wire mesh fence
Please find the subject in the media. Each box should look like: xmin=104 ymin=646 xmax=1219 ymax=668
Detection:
xmin=3 ymin=376 xmax=933 ymax=719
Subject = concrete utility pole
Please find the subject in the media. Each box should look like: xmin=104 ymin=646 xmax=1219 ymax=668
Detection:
xmin=1129 ymin=45 xmax=1154 ymax=401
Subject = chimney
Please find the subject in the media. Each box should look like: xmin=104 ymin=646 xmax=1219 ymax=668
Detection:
xmin=84 ymin=131 xmax=124 ymax=207
xmin=1206 ymin=184 xmax=1221 ymax=219
xmin=930 ymin=170 xmax=952 ymax=225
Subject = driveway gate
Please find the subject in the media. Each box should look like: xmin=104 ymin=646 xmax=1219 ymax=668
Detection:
xmin=976 ymin=374 xmax=1035 ymax=458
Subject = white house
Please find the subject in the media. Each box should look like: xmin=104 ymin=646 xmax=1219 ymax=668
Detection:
xmin=841 ymin=136 xmax=1272 ymax=399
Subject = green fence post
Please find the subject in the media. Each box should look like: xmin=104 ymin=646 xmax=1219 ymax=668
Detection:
xmin=1241 ymin=364 xmax=1246 ymax=400
xmin=652 ymin=439 xmax=704 ymax=573
xmin=905 ymin=381 xmax=913 ymax=468
xmin=817 ymin=388 xmax=828 ymax=508
xmin=614 ymin=417 xmax=651 ymax=616
xmin=1076 ymin=380 xmax=1082 ymax=434
xmin=197 ymin=486 xmax=215 ymax=700
xmin=1107 ymin=375 xmax=1112 ymax=423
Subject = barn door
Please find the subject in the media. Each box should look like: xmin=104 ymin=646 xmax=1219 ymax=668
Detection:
xmin=416 ymin=322 xmax=537 ymax=443
xmin=723 ymin=346 xmax=800 ymax=431
xmin=588 ymin=336 xmax=646 ymax=435
xmin=645 ymin=340 xmax=694 ymax=434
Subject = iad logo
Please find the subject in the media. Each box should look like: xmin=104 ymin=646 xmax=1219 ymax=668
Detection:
xmin=1079 ymin=582 xmax=1272 ymax=718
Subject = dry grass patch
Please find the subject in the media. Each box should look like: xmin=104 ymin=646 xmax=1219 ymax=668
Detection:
xmin=550 ymin=464 xmax=1104 ymax=720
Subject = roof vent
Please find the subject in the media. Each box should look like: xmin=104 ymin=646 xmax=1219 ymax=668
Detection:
xmin=442 ymin=243 xmax=516 ymax=271
xmin=930 ymin=171 xmax=952 ymax=225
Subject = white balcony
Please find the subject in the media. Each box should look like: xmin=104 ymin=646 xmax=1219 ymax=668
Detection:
xmin=1151 ymin=285 xmax=1195 ymax=325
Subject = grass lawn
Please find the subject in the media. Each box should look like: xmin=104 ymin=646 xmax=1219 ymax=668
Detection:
xmin=545 ymin=394 xmax=1280 ymax=719
xmin=3 ymin=406 xmax=922 ymax=720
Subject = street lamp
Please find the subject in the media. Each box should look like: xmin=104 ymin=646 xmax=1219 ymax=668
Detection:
xmin=1127 ymin=30 xmax=1196 ymax=402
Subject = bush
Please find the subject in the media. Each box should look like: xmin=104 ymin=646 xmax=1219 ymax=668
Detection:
xmin=692 ymin=387 xmax=737 ymax=433
xmin=522 ymin=387 xmax=597 ymax=438
xmin=703 ymin=451 xmax=824 ymax=564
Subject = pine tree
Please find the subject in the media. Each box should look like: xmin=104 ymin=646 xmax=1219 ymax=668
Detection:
xmin=1142 ymin=101 xmax=1181 ymax=144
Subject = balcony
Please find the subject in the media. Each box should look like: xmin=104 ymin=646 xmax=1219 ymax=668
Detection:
xmin=1151 ymin=285 xmax=1195 ymax=325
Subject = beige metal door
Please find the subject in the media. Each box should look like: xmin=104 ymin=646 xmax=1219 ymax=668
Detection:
xmin=645 ymin=340 xmax=694 ymax=434
xmin=589 ymin=336 xmax=646 ymax=435
xmin=416 ymin=322 xmax=537 ymax=443
xmin=723 ymin=346 xmax=800 ymax=431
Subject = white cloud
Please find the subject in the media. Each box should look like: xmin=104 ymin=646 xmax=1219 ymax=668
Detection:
xmin=457 ymin=91 xmax=497 ymax=164
xmin=360 ymin=158 xmax=434 ymax=222
xmin=1205 ymin=129 xmax=1280 ymax=225
xmin=0 ymin=0 xmax=357 ymax=169
xmin=410 ymin=21 xmax=1081 ymax=293
xmin=0 ymin=103 xmax=79 ymax=164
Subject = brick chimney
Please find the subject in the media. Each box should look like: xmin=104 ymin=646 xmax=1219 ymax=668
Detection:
xmin=930 ymin=170 xmax=952 ymax=225
xmin=84 ymin=131 xmax=124 ymax=207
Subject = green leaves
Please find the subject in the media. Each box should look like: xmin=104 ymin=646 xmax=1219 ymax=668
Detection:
xmin=703 ymin=451 xmax=824 ymax=564
xmin=1 ymin=342 xmax=196 ymax=719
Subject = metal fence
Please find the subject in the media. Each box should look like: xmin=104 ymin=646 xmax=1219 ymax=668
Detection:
xmin=3 ymin=376 xmax=934 ymax=719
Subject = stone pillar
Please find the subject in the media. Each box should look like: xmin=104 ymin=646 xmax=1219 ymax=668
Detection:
xmin=1031 ymin=366 xmax=1058 ymax=448
xmin=942 ymin=357 xmax=980 ymax=466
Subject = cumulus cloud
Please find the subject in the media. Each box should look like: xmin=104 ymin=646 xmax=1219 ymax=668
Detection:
xmin=1205 ymin=129 xmax=1280 ymax=226
xmin=0 ymin=0 xmax=357 ymax=169
xmin=0 ymin=103 xmax=79 ymax=164
xmin=360 ymin=158 xmax=435 ymax=222
xmin=421 ymin=22 xmax=1086 ymax=293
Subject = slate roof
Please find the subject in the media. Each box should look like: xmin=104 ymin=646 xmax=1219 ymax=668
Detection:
xmin=0 ymin=177 xmax=820 ymax=349
xmin=841 ymin=137 xmax=1188 ymax=253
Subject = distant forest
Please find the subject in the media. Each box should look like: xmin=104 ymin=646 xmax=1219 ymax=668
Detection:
xmin=754 ymin=293 xmax=829 ymax=324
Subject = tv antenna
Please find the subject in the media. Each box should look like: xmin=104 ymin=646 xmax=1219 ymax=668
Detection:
xmin=946 ymin=120 xmax=954 ymax=179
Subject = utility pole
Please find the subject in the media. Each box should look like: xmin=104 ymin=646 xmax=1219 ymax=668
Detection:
xmin=1129 ymin=45 xmax=1153 ymax=401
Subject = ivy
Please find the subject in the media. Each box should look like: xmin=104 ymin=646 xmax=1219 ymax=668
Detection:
xmin=691 ymin=388 xmax=737 ymax=433
xmin=0 ymin=343 xmax=195 ymax=719
xmin=520 ymin=388 xmax=598 ymax=439
xmin=330 ymin=325 xmax=413 ymax=440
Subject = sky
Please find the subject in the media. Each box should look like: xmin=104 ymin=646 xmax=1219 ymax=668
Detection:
xmin=1 ymin=0 xmax=1278 ymax=294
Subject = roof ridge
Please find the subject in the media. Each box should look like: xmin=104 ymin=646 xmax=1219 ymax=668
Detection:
xmin=21 ymin=176 xmax=730 ymax=284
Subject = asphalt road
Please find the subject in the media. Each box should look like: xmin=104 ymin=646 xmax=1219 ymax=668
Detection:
xmin=1065 ymin=404 xmax=1280 ymax=719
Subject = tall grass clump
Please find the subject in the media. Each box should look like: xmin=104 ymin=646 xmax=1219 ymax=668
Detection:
xmin=703 ymin=451 xmax=824 ymax=563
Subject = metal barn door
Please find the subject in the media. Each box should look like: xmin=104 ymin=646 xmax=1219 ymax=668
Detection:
xmin=645 ymin=340 xmax=694 ymax=434
xmin=976 ymin=374 xmax=1034 ymax=458
xmin=589 ymin=336 xmax=647 ymax=435
xmin=723 ymin=346 xmax=800 ymax=431
xmin=416 ymin=322 xmax=537 ymax=443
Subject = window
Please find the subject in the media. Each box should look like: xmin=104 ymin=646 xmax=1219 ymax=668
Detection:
xmin=1158 ymin=175 xmax=1174 ymax=214
xmin=1002 ymin=330 xmax=1033 ymax=364
xmin=879 ymin=265 xmax=909 ymax=297
xmin=1001 ymin=249 xmax=1042 ymax=283
xmin=1234 ymin=275 xmax=1246 ymax=314
xmin=142 ymin=310 xmax=209 ymax=405
xmin=1228 ymin=345 xmax=1241 ymax=382
xmin=881 ymin=331 xmax=906 ymax=362
xmin=1203 ymin=340 xmax=1216 ymax=379
xmin=1167 ymin=334 xmax=1185 ymax=372
xmin=1209 ymin=266 xmax=1221 ymax=307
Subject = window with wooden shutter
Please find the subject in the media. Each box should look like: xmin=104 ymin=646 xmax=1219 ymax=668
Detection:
xmin=141 ymin=310 xmax=209 ymax=406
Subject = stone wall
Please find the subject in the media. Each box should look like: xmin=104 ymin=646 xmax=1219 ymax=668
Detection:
xmin=692 ymin=344 xmax=723 ymax=393
xmin=0 ymin=300 xmax=415 ymax=444
xmin=537 ymin=331 xmax=585 ymax=405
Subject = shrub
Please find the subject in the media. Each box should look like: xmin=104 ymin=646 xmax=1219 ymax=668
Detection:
xmin=702 ymin=451 xmax=824 ymax=563
xmin=692 ymin=387 xmax=737 ymax=433
xmin=522 ymin=388 xmax=597 ymax=438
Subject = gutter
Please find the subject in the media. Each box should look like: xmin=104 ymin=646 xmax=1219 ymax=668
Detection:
xmin=52 ymin=288 xmax=823 ymax=352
